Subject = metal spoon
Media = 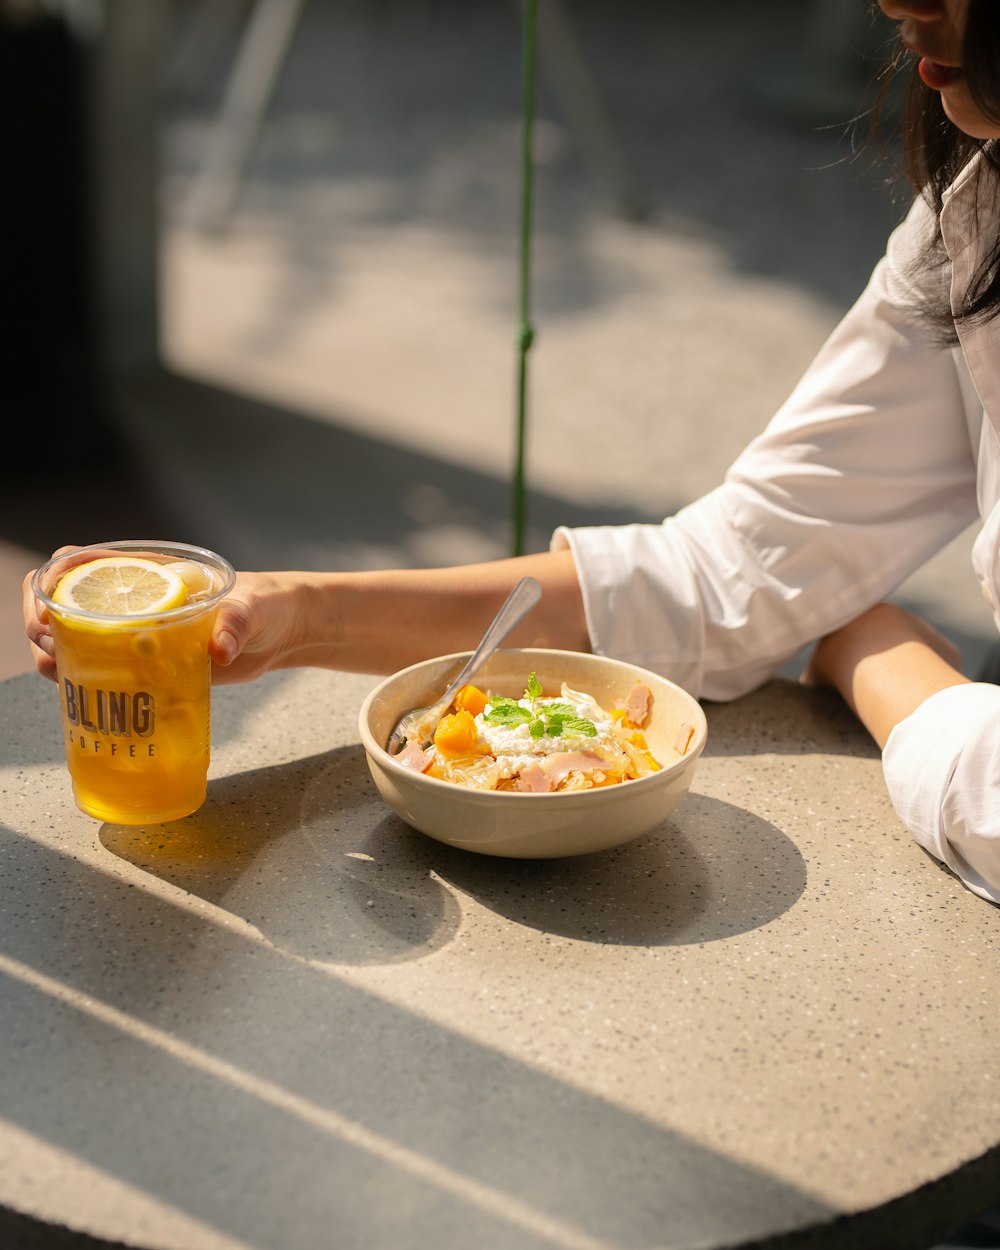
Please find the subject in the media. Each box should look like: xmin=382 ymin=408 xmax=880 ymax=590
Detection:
xmin=386 ymin=576 xmax=542 ymax=755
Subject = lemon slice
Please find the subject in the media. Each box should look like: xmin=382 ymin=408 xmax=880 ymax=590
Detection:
xmin=52 ymin=557 xmax=189 ymax=616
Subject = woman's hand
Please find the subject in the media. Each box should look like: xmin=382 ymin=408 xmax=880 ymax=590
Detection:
xmin=802 ymin=602 xmax=969 ymax=748
xmin=206 ymin=571 xmax=312 ymax=684
xmin=23 ymin=560 xmax=307 ymax=687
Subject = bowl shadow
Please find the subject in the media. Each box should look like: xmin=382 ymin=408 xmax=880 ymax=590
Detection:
xmin=413 ymin=791 xmax=807 ymax=946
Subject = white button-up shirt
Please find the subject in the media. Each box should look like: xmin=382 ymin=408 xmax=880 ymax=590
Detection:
xmin=553 ymin=151 xmax=1000 ymax=903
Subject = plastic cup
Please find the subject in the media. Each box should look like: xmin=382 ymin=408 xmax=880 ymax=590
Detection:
xmin=32 ymin=540 xmax=236 ymax=824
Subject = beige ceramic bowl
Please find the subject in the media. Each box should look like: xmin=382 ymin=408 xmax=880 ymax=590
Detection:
xmin=358 ymin=648 xmax=707 ymax=859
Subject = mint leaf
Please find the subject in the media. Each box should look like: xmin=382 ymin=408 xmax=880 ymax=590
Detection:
xmin=481 ymin=678 xmax=597 ymax=741
xmin=486 ymin=696 xmax=521 ymax=714
xmin=484 ymin=702 xmax=532 ymax=727
xmin=541 ymin=701 xmax=576 ymax=718
xmin=484 ymin=696 xmax=536 ymax=728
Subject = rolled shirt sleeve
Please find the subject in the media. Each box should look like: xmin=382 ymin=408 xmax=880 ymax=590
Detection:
xmin=883 ymin=683 xmax=1000 ymax=903
xmin=552 ymin=195 xmax=979 ymax=702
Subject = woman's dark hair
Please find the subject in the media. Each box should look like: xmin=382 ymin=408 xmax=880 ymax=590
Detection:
xmin=878 ymin=0 xmax=1000 ymax=335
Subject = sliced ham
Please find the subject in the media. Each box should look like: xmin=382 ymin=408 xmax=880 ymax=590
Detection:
xmin=395 ymin=741 xmax=433 ymax=773
xmin=517 ymin=761 xmax=551 ymax=793
xmin=624 ymin=682 xmax=651 ymax=728
xmin=674 ymin=722 xmax=695 ymax=755
xmin=542 ymin=749 xmax=608 ymax=784
xmin=515 ymin=750 xmax=609 ymax=792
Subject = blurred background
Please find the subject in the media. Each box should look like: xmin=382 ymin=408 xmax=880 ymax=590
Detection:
xmin=2 ymin=0 xmax=995 ymax=681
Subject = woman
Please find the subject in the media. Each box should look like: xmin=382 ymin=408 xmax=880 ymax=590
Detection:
xmin=23 ymin=0 xmax=1000 ymax=903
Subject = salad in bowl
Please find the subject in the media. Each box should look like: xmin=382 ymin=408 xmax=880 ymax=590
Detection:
xmin=359 ymin=648 xmax=707 ymax=858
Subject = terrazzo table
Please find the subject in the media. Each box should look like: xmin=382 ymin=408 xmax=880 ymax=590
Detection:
xmin=3 ymin=667 xmax=1000 ymax=1250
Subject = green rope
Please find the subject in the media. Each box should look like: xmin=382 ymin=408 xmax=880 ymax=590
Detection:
xmin=512 ymin=0 xmax=537 ymax=557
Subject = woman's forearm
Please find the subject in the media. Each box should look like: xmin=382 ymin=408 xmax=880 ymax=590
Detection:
xmin=847 ymin=640 xmax=970 ymax=748
xmin=210 ymin=548 xmax=590 ymax=682
xmin=806 ymin=603 xmax=971 ymax=748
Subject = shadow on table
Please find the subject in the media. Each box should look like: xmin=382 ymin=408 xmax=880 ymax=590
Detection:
xmin=1 ymin=827 xmax=838 ymax=1250
xmin=9 ymin=663 xmax=808 ymax=961
xmin=702 ymin=680 xmax=886 ymax=760
xmin=98 ymin=743 xmax=807 ymax=961
xmin=5 ymin=825 xmax=999 ymax=1250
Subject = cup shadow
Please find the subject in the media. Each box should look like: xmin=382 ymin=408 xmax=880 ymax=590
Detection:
xmin=99 ymin=745 xmax=464 ymax=967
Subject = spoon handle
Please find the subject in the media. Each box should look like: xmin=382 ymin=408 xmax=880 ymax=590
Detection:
xmin=438 ymin=575 xmax=542 ymax=705
xmin=387 ymin=576 xmax=542 ymax=752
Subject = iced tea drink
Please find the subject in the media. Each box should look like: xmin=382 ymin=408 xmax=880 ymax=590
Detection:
xmin=32 ymin=541 xmax=236 ymax=824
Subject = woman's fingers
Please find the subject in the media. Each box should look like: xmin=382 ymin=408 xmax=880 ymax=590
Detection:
xmin=22 ymin=567 xmax=56 ymax=681
xmin=209 ymin=597 xmax=253 ymax=669
xmin=22 ymin=548 xmax=82 ymax=682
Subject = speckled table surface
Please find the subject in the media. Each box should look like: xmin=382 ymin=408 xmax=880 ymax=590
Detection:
xmin=2 ymin=668 xmax=1000 ymax=1250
